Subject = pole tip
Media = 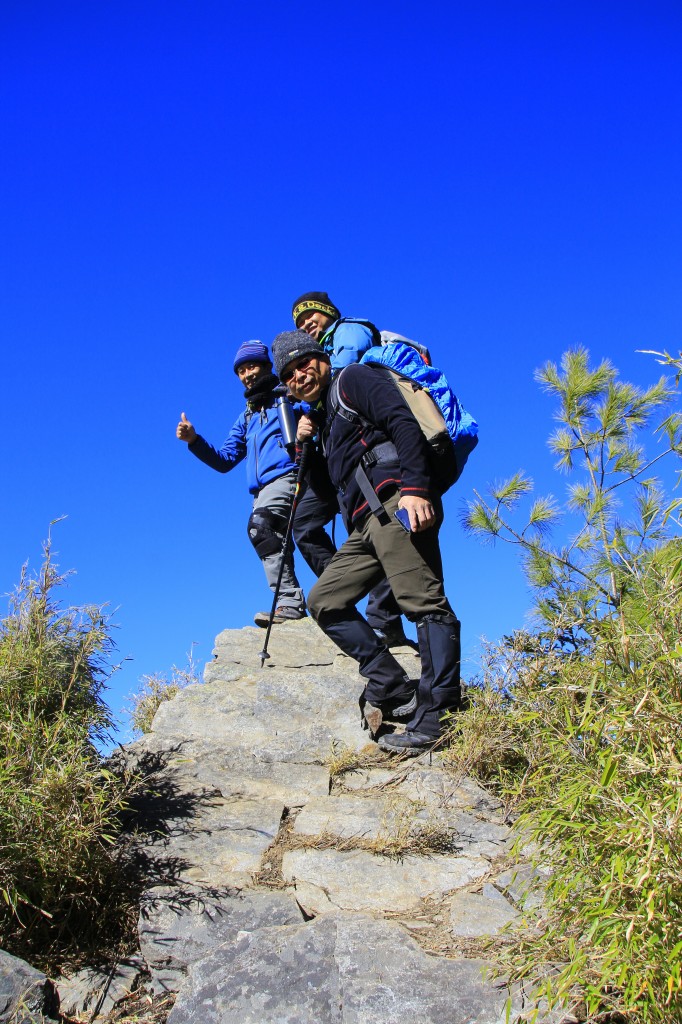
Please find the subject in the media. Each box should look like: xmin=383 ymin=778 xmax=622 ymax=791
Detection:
xmin=259 ymin=650 xmax=270 ymax=668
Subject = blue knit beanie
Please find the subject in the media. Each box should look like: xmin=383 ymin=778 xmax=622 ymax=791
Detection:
xmin=233 ymin=340 xmax=271 ymax=374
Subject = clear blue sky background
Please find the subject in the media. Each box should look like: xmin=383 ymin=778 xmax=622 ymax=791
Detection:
xmin=2 ymin=1 xmax=681 ymax=746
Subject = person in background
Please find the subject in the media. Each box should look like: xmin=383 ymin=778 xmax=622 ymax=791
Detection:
xmin=289 ymin=290 xmax=410 ymax=649
xmin=292 ymin=290 xmax=375 ymax=372
xmin=176 ymin=340 xmax=306 ymax=627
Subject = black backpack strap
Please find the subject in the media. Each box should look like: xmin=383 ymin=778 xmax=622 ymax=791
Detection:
xmin=325 ymin=370 xmax=396 ymax=520
xmin=355 ymin=442 xmax=399 ymax=519
xmin=361 ymin=440 xmax=398 ymax=469
xmin=323 ymin=371 xmax=359 ymax=451
xmin=354 ymin=463 xmax=387 ymax=517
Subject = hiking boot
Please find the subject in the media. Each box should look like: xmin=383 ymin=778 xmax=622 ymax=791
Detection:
xmin=253 ymin=607 xmax=307 ymax=628
xmin=378 ymin=730 xmax=442 ymax=756
xmin=372 ymin=624 xmax=418 ymax=650
xmin=359 ymin=688 xmax=418 ymax=740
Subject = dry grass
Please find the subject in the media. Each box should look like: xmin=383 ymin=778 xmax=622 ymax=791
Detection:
xmin=128 ymin=650 xmax=201 ymax=736
xmin=326 ymin=740 xmax=384 ymax=779
xmin=253 ymin=793 xmax=463 ymax=894
xmin=61 ymin=986 xmax=176 ymax=1024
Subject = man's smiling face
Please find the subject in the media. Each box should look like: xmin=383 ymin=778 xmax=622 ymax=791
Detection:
xmin=236 ymin=360 xmax=270 ymax=388
xmin=296 ymin=309 xmax=334 ymax=341
xmin=282 ymin=354 xmax=331 ymax=403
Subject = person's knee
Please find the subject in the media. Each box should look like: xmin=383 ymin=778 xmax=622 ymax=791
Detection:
xmin=247 ymin=509 xmax=285 ymax=558
xmin=308 ymin=576 xmax=351 ymax=623
xmin=307 ymin=579 xmax=326 ymax=622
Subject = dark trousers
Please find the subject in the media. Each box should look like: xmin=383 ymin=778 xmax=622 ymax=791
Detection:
xmin=292 ymin=484 xmax=403 ymax=631
xmin=307 ymin=491 xmax=460 ymax=736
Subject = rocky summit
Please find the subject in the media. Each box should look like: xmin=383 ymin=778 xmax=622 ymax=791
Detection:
xmin=13 ymin=618 xmax=557 ymax=1024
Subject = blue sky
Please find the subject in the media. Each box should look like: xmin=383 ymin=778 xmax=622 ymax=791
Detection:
xmin=2 ymin=1 xmax=681 ymax=745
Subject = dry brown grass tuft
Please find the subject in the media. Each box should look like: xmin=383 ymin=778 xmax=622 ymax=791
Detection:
xmin=326 ymin=741 xmax=384 ymax=779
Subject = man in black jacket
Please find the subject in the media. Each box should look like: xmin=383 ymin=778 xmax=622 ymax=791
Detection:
xmin=271 ymin=329 xmax=461 ymax=755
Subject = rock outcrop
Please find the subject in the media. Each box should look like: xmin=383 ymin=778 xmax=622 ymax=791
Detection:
xmin=0 ymin=950 xmax=59 ymax=1024
xmin=112 ymin=618 xmax=550 ymax=1024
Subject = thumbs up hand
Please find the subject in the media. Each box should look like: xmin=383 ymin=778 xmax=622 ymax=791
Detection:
xmin=176 ymin=411 xmax=197 ymax=444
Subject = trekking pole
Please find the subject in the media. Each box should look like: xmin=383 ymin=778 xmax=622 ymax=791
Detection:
xmin=258 ymin=441 xmax=311 ymax=667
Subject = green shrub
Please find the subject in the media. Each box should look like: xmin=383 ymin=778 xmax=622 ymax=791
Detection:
xmin=0 ymin=538 xmax=129 ymax=959
xmin=448 ymin=349 xmax=682 ymax=1022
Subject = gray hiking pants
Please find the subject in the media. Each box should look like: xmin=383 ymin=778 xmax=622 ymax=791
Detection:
xmin=250 ymin=472 xmax=305 ymax=612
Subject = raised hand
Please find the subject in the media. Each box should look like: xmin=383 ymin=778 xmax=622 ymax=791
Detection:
xmin=176 ymin=411 xmax=197 ymax=444
xmin=296 ymin=414 xmax=317 ymax=443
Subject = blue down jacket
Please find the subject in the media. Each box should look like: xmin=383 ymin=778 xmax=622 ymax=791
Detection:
xmin=189 ymin=387 xmax=296 ymax=494
xmin=320 ymin=318 xmax=376 ymax=373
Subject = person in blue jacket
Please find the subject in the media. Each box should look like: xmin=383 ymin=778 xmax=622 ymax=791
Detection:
xmin=290 ymin=291 xmax=410 ymax=649
xmin=176 ymin=340 xmax=306 ymax=627
xmin=292 ymin=291 xmax=376 ymax=372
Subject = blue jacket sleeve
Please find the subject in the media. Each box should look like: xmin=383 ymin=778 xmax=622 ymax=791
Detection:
xmin=328 ymin=322 xmax=374 ymax=373
xmin=187 ymin=414 xmax=247 ymax=473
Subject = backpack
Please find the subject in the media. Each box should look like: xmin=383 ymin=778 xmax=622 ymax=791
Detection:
xmin=361 ymin=333 xmax=479 ymax=485
xmin=325 ymin=344 xmax=478 ymax=517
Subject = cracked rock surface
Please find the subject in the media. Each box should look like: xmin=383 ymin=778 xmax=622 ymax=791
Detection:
xmin=167 ymin=914 xmax=522 ymax=1024
xmin=118 ymin=619 xmax=547 ymax=1023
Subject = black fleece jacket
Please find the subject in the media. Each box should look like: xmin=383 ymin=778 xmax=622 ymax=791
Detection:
xmin=304 ymin=363 xmax=435 ymax=526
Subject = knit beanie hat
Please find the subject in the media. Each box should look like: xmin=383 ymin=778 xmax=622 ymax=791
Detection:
xmin=233 ymin=340 xmax=271 ymax=374
xmin=271 ymin=330 xmax=326 ymax=379
xmin=291 ymin=291 xmax=341 ymax=326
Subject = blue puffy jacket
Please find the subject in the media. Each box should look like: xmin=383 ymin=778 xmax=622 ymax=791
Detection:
xmin=320 ymin=317 xmax=377 ymax=373
xmin=188 ymin=387 xmax=296 ymax=494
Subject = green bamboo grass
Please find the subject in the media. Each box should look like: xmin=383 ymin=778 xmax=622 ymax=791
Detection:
xmin=446 ymin=349 xmax=682 ymax=1022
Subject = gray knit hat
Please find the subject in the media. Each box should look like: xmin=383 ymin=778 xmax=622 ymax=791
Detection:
xmin=271 ymin=330 xmax=324 ymax=379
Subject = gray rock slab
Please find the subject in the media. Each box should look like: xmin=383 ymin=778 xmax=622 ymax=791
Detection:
xmin=168 ymin=915 xmax=338 ymax=1024
xmin=139 ymin=885 xmax=303 ymax=994
xmin=125 ymin=732 xmax=330 ymax=806
xmin=213 ymin=619 xmax=338 ymax=668
xmin=149 ymin=667 xmax=371 ymax=761
xmin=293 ymin=793 xmax=408 ymax=841
xmin=398 ymin=767 xmax=503 ymax=817
xmin=282 ymin=848 xmax=489 ymax=915
xmin=211 ymin=620 xmax=421 ymax=679
xmin=167 ymin=913 xmax=521 ymax=1024
xmin=293 ymin=795 xmax=512 ymax=860
xmin=444 ymin=811 xmax=514 ymax=858
xmin=184 ymin=752 xmax=330 ymax=806
xmin=56 ymin=957 xmax=143 ymax=1020
xmin=494 ymin=863 xmax=549 ymax=911
xmin=448 ymin=891 xmax=520 ymax=938
xmin=482 ymin=882 xmax=514 ymax=904
xmin=0 ymin=950 xmax=58 ymax=1024
xmin=134 ymin=795 xmax=284 ymax=888
xmin=336 ymin=767 xmax=400 ymax=792
xmin=151 ymin=677 xmax=259 ymax=728
xmin=340 ymin=765 xmax=503 ymax=820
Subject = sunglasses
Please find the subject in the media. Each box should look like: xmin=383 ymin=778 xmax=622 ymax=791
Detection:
xmin=280 ymin=355 xmax=316 ymax=385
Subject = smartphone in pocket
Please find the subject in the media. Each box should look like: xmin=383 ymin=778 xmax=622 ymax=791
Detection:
xmin=394 ymin=507 xmax=412 ymax=533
